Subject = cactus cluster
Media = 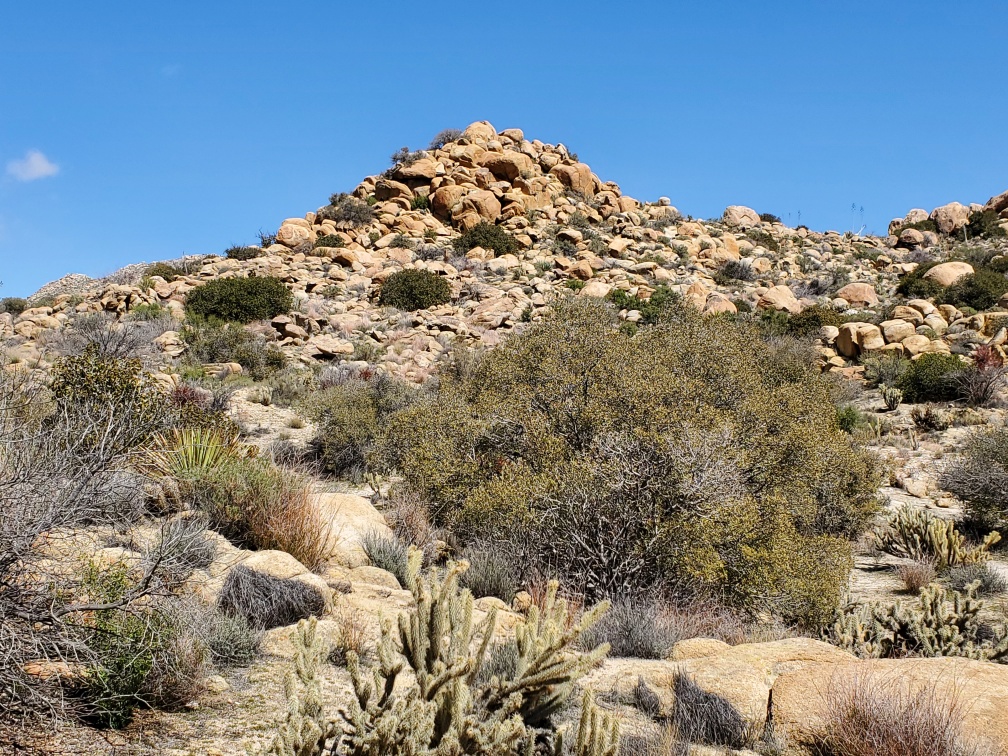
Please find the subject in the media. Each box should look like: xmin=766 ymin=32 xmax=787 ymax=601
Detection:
xmin=875 ymin=505 xmax=1000 ymax=570
xmin=879 ymin=384 xmax=903 ymax=411
xmin=259 ymin=548 xmax=617 ymax=756
xmin=829 ymin=582 xmax=1008 ymax=662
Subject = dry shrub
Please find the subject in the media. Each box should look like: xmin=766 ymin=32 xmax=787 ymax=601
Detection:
xmin=360 ymin=531 xmax=409 ymax=587
xmin=671 ymin=672 xmax=754 ymax=748
xmin=811 ymin=674 xmax=995 ymax=756
xmin=384 ymin=486 xmax=440 ymax=562
xmin=580 ymin=596 xmax=682 ymax=659
xmin=897 ymin=560 xmax=938 ymax=594
xmin=327 ymin=601 xmax=369 ymax=666
xmin=217 ymin=566 xmax=327 ymax=630
xmin=186 ymin=458 xmax=331 ymax=570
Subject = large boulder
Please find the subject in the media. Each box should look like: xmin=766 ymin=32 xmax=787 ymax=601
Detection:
xmin=431 ymin=185 xmax=467 ymax=218
xmin=985 ymin=188 xmax=1008 ymax=217
xmin=930 ymin=201 xmax=970 ymax=234
xmin=462 ymin=120 xmax=497 ymax=142
xmin=722 ymin=206 xmax=760 ymax=229
xmin=757 ymin=285 xmax=801 ymax=314
xmin=277 ymin=221 xmax=311 ymax=248
xmin=549 ymin=163 xmax=598 ymax=197
xmin=479 ymin=151 xmax=534 ymax=182
xmin=836 ymin=322 xmax=885 ymax=358
xmin=924 ymin=261 xmax=974 ymax=287
xmin=315 ymin=492 xmax=393 ymax=568
xmin=835 ymin=282 xmax=879 ymax=308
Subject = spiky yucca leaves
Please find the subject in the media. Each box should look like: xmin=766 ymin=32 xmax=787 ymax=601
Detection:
xmin=829 ymin=582 xmax=1008 ymax=661
xmin=339 ymin=548 xmax=615 ymax=755
xmin=875 ymin=505 xmax=1000 ymax=571
xmin=142 ymin=426 xmax=252 ymax=479
xmin=263 ymin=618 xmax=338 ymax=756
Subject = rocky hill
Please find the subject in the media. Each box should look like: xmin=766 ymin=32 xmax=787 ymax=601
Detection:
xmin=3 ymin=121 xmax=1008 ymax=756
xmin=4 ymin=119 xmax=1006 ymax=384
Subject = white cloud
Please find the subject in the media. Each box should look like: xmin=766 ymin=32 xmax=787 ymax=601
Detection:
xmin=6 ymin=150 xmax=59 ymax=182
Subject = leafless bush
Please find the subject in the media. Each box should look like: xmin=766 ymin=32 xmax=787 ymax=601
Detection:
xmin=955 ymin=349 xmax=1007 ymax=407
xmin=0 ymin=360 xmax=204 ymax=727
xmin=940 ymin=426 xmax=1008 ymax=527
xmin=897 ymin=560 xmax=937 ymax=594
xmin=459 ymin=542 xmax=521 ymax=603
xmin=811 ymin=674 xmax=995 ymax=756
xmin=620 ymin=728 xmax=688 ymax=756
xmin=216 ymin=565 xmax=327 ymax=630
xmin=580 ymin=595 xmax=682 ymax=659
xmin=46 ymin=311 xmax=170 ymax=363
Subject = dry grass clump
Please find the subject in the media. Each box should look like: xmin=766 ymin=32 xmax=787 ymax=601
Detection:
xmin=360 ymin=530 xmax=410 ymax=587
xmin=811 ymin=675 xmax=995 ymax=756
xmin=671 ymin=672 xmax=754 ymax=749
xmin=327 ymin=601 xmax=369 ymax=666
xmin=897 ymin=559 xmax=938 ymax=594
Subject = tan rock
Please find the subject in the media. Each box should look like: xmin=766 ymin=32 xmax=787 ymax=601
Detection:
xmin=277 ymin=222 xmax=311 ymax=248
xmin=462 ymin=120 xmax=497 ymax=142
xmin=549 ymin=163 xmax=597 ymax=196
xmin=836 ymin=322 xmax=885 ymax=358
xmin=835 ymin=283 xmax=879 ymax=308
xmin=579 ymin=281 xmax=612 ymax=298
xmin=757 ymin=285 xmax=801 ymax=314
xmin=374 ymin=178 xmax=414 ymax=202
xmin=455 ymin=189 xmax=501 ymax=224
xmin=930 ymin=201 xmax=971 ymax=234
xmin=722 ymin=206 xmax=760 ymax=229
xmin=670 ymin=638 xmax=731 ymax=661
xmin=924 ymin=261 xmax=973 ymax=287
xmin=985 ymin=188 xmax=1008 ymax=216
xmin=898 ymin=228 xmax=925 ymax=248
xmin=880 ymin=319 xmax=917 ymax=343
xmin=479 ymin=151 xmax=534 ymax=182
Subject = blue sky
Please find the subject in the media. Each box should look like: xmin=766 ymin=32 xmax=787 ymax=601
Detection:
xmin=2 ymin=1 xmax=1006 ymax=297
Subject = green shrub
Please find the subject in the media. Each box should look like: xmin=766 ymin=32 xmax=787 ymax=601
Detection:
xmin=897 ymin=353 xmax=964 ymax=403
xmin=713 ymin=260 xmax=756 ymax=285
xmin=863 ymin=353 xmax=910 ymax=388
xmin=181 ymin=321 xmax=285 ymax=380
xmin=385 ymin=299 xmax=880 ymax=627
xmin=410 ymin=194 xmax=431 ymax=211
xmin=902 ymin=218 xmax=938 ymax=235
xmin=759 ymin=212 xmax=782 ymax=224
xmin=360 ymin=531 xmax=410 ymax=587
xmin=835 ymin=405 xmax=865 ymax=434
xmin=959 ymin=209 xmax=1007 ymax=240
xmin=303 ymin=372 xmax=418 ymax=480
xmin=313 ymin=233 xmax=343 ymax=249
xmin=896 ymin=261 xmax=944 ymax=299
xmin=146 ymin=262 xmax=186 ymax=281
xmin=451 ymin=221 xmax=518 ymax=257
xmin=606 ymin=285 xmax=680 ymax=325
xmin=0 ymin=296 xmax=27 ymax=316
xmin=126 ymin=302 xmax=168 ymax=321
xmin=745 ymin=229 xmax=779 ymax=252
xmin=224 ymin=245 xmax=261 ymax=261
xmin=184 ymin=276 xmax=292 ymax=323
xmin=940 ymin=268 xmax=1008 ymax=311
xmin=378 ymin=268 xmax=451 ymax=311
xmin=318 ymin=193 xmax=374 ymax=227
xmin=784 ymin=304 xmax=845 ymax=338
xmin=941 ymin=426 xmax=1008 ymax=528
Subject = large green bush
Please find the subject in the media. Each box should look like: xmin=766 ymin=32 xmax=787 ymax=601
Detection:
xmin=897 ymin=352 xmax=964 ymax=403
xmin=224 ymin=245 xmax=262 ymax=261
xmin=379 ymin=269 xmax=451 ymax=311
xmin=896 ymin=262 xmax=944 ymax=299
xmin=940 ymin=268 xmax=1008 ymax=311
xmin=383 ymin=299 xmax=880 ymax=627
xmin=960 ymin=209 xmax=1007 ymax=240
xmin=184 ymin=276 xmax=292 ymax=323
xmin=181 ymin=321 xmax=285 ymax=380
xmin=451 ymin=221 xmax=518 ymax=257
xmin=0 ymin=296 xmax=27 ymax=316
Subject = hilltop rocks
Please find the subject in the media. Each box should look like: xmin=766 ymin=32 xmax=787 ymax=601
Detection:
xmin=930 ymin=201 xmax=970 ymax=234
xmin=723 ymin=205 xmax=760 ymax=229
xmin=277 ymin=220 xmax=311 ymax=248
xmin=479 ymin=151 xmax=534 ymax=181
xmin=985 ymin=188 xmax=1008 ymax=217
xmin=549 ymin=162 xmax=598 ymax=196
xmin=924 ymin=260 xmax=973 ymax=286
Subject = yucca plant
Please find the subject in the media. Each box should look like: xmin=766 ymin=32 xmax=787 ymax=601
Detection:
xmin=142 ymin=426 xmax=252 ymax=479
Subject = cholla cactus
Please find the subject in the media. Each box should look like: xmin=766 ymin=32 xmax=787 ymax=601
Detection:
xmin=266 ymin=548 xmax=616 ymax=756
xmin=261 ymin=618 xmax=338 ymax=756
xmin=828 ymin=582 xmax=1008 ymax=662
xmin=879 ymin=384 xmax=903 ymax=412
xmin=875 ymin=505 xmax=1000 ymax=570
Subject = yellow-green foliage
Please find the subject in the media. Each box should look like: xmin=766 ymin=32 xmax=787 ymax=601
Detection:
xmin=876 ymin=505 xmax=1000 ymax=570
xmin=386 ymin=299 xmax=880 ymax=626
